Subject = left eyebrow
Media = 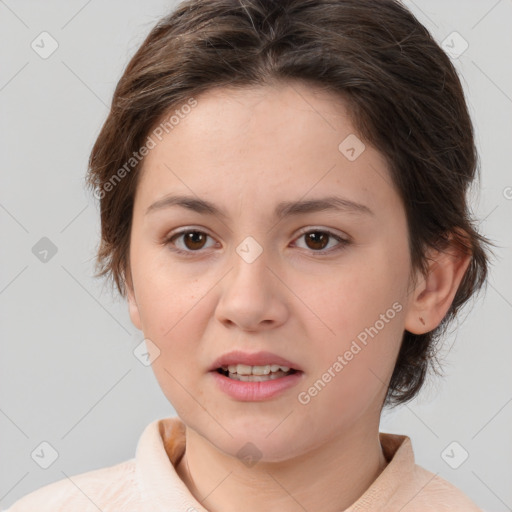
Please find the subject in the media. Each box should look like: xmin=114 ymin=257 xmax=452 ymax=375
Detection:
xmin=274 ymin=196 xmax=374 ymax=218
xmin=145 ymin=194 xmax=374 ymax=219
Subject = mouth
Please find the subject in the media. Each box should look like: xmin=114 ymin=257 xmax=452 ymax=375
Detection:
xmin=208 ymin=350 xmax=304 ymax=400
xmin=211 ymin=362 xmax=304 ymax=401
xmin=215 ymin=364 xmax=300 ymax=382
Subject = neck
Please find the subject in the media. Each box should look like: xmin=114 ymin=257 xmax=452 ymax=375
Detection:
xmin=175 ymin=417 xmax=387 ymax=512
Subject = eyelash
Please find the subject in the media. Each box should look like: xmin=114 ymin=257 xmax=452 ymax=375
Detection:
xmin=163 ymin=228 xmax=351 ymax=257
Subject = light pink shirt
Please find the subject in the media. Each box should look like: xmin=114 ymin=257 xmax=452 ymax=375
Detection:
xmin=5 ymin=416 xmax=482 ymax=511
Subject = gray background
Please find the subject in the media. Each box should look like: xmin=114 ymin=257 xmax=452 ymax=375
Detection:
xmin=1 ymin=0 xmax=511 ymax=510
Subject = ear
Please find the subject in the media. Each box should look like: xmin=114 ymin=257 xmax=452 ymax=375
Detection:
xmin=404 ymin=230 xmax=472 ymax=335
xmin=125 ymin=269 xmax=142 ymax=331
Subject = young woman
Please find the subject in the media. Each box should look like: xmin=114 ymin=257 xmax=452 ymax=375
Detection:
xmin=7 ymin=0 xmax=494 ymax=510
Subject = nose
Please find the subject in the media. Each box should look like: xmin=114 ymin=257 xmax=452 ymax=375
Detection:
xmin=214 ymin=242 xmax=288 ymax=332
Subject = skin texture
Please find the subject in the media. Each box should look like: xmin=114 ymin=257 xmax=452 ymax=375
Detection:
xmin=125 ymin=81 xmax=471 ymax=512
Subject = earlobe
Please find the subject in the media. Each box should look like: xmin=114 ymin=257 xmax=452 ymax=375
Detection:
xmin=404 ymin=233 xmax=472 ymax=335
xmin=125 ymin=273 xmax=142 ymax=331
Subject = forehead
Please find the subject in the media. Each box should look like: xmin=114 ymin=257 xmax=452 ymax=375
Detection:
xmin=143 ymin=81 xmax=356 ymax=164
xmin=135 ymin=82 xmax=399 ymax=219
xmin=169 ymin=81 xmax=352 ymax=143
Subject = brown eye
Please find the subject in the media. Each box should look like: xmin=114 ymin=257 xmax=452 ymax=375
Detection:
xmin=166 ymin=229 xmax=215 ymax=254
xmin=182 ymin=231 xmax=207 ymax=250
xmin=304 ymin=231 xmax=330 ymax=250
xmin=294 ymin=229 xmax=350 ymax=254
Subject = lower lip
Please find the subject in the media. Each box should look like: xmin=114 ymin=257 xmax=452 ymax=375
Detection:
xmin=210 ymin=370 xmax=304 ymax=401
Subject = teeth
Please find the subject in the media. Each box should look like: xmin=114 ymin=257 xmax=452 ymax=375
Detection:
xmin=271 ymin=364 xmax=289 ymax=372
xmin=227 ymin=371 xmax=289 ymax=381
xmin=224 ymin=364 xmax=292 ymax=375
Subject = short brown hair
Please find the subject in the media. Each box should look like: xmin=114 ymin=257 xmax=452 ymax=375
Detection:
xmin=85 ymin=0 xmax=496 ymax=406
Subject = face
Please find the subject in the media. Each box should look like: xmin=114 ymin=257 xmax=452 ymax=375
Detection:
xmin=126 ymin=81 xmax=419 ymax=461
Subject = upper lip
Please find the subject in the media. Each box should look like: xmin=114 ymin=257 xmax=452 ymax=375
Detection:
xmin=209 ymin=350 xmax=302 ymax=371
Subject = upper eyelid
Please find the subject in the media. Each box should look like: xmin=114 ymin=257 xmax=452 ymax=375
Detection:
xmin=295 ymin=226 xmax=349 ymax=239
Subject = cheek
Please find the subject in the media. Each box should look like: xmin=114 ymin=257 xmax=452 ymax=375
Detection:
xmin=131 ymin=247 xmax=204 ymax=335
xmin=299 ymin=308 xmax=404 ymax=427
xmin=310 ymin=257 xmax=404 ymax=342
xmin=302 ymin=250 xmax=407 ymax=408
xmin=130 ymin=250 xmax=209 ymax=356
xmin=138 ymin=287 xmax=210 ymax=416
